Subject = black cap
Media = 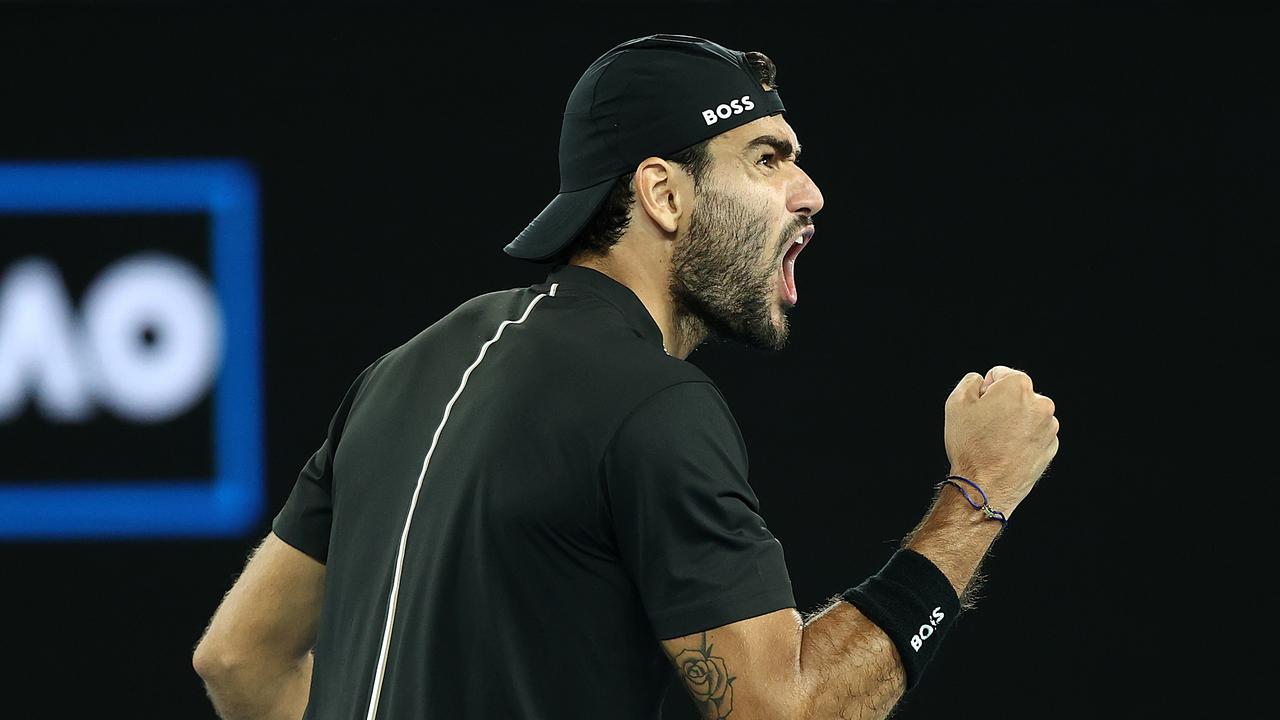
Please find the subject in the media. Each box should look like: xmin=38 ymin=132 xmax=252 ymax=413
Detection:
xmin=504 ymin=34 xmax=786 ymax=262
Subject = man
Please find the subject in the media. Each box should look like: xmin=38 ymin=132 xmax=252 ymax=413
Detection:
xmin=194 ymin=34 xmax=1059 ymax=719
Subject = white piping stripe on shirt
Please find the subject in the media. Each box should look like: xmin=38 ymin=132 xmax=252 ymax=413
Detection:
xmin=363 ymin=282 xmax=558 ymax=720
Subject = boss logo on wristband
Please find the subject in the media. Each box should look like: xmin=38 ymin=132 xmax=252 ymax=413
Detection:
xmin=840 ymin=549 xmax=961 ymax=690
xmin=910 ymin=607 xmax=947 ymax=651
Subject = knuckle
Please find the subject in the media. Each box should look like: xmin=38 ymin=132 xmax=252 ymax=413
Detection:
xmin=949 ymin=373 xmax=982 ymax=401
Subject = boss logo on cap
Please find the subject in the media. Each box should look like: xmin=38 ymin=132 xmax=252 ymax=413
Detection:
xmin=701 ymin=95 xmax=756 ymax=126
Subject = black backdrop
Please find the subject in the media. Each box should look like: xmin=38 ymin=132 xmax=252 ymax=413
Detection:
xmin=0 ymin=2 xmax=1266 ymax=718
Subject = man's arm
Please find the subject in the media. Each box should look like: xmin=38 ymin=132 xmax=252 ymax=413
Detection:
xmin=661 ymin=489 xmax=999 ymax=720
xmin=193 ymin=532 xmax=325 ymax=720
xmin=662 ymin=367 xmax=1058 ymax=719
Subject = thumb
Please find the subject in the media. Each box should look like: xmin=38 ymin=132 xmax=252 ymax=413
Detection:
xmin=981 ymin=365 xmax=1016 ymax=396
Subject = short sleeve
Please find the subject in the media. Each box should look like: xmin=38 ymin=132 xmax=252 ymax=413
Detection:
xmin=603 ymin=381 xmax=795 ymax=640
xmin=271 ymin=362 xmax=378 ymax=563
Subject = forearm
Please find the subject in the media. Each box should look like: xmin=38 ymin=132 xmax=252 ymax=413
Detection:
xmin=794 ymin=600 xmax=905 ymax=720
xmin=794 ymin=488 xmax=1001 ymax=719
xmin=195 ymin=533 xmax=325 ymax=720
xmin=201 ymin=651 xmax=313 ymax=720
xmin=902 ymin=483 xmax=1004 ymax=602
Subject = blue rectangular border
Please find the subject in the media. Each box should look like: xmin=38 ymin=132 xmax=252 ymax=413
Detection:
xmin=0 ymin=160 xmax=263 ymax=538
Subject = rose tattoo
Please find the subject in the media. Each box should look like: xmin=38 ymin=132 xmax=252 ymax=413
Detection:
xmin=675 ymin=633 xmax=735 ymax=719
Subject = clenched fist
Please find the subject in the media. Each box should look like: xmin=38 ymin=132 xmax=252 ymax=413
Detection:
xmin=944 ymin=366 xmax=1059 ymax=517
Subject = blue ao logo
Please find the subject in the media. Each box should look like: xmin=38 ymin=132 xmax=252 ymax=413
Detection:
xmin=0 ymin=160 xmax=262 ymax=539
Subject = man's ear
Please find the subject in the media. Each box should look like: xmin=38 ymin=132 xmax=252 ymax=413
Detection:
xmin=632 ymin=158 xmax=687 ymax=235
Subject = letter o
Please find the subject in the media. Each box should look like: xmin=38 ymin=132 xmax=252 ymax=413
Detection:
xmin=80 ymin=253 xmax=223 ymax=423
xmin=918 ymin=624 xmax=934 ymax=640
xmin=716 ymin=104 xmax=732 ymax=119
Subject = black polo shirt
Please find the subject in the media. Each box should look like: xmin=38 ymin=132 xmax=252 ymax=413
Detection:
xmin=272 ymin=264 xmax=795 ymax=719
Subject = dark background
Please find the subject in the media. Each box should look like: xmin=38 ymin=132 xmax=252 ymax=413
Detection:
xmin=0 ymin=1 xmax=1267 ymax=717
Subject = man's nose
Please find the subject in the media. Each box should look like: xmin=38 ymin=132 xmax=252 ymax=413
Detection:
xmin=787 ymin=167 xmax=824 ymax=217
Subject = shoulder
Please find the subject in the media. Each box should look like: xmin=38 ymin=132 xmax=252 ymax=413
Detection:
xmin=371 ymin=287 xmax=538 ymax=364
xmin=609 ymin=378 xmax=746 ymax=458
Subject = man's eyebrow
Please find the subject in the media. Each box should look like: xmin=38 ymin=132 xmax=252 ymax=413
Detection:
xmin=745 ymin=135 xmax=802 ymax=160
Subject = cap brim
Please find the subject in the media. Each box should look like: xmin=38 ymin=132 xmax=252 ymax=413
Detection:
xmin=504 ymin=176 xmax=617 ymax=262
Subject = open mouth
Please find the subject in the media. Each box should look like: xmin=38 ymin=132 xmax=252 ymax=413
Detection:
xmin=779 ymin=225 xmax=815 ymax=306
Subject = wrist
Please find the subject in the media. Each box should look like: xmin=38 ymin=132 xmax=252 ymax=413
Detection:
xmin=928 ymin=481 xmax=1002 ymax=531
xmin=947 ymin=467 xmax=1017 ymax=518
xmin=940 ymin=475 xmax=1009 ymax=525
xmin=902 ymin=486 xmax=1003 ymax=598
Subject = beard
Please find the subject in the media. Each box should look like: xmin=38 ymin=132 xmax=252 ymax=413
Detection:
xmin=669 ymin=184 xmax=803 ymax=352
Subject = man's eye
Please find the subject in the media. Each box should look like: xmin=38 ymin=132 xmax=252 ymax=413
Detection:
xmin=757 ymin=152 xmax=775 ymax=166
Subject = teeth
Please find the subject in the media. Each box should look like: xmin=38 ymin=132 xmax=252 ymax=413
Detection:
xmin=795 ymin=237 xmax=805 ymax=245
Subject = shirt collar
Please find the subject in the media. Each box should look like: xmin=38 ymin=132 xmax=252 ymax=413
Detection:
xmin=546 ymin=264 xmax=667 ymax=353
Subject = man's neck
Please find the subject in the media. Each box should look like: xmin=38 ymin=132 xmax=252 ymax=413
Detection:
xmin=569 ymin=256 xmax=705 ymax=359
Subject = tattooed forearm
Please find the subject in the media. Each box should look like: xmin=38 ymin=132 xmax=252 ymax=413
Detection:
xmin=674 ymin=632 xmax=736 ymax=719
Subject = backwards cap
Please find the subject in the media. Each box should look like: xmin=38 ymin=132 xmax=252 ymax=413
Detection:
xmin=504 ymin=34 xmax=785 ymax=262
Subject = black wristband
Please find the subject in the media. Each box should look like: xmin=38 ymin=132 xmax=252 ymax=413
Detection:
xmin=840 ymin=548 xmax=961 ymax=691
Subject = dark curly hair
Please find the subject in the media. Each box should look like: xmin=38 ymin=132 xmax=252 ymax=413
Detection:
xmin=560 ymin=50 xmax=779 ymax=262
